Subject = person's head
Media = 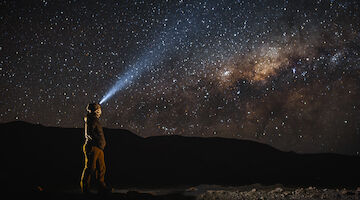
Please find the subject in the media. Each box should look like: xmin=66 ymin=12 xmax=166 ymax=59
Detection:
xmin=86 ymin=103 xmax=102 ymax=118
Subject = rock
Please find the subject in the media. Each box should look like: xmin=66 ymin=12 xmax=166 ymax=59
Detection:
xmin=340 ymin=189 xmax=347 ymax=195
xmin=270 ymin=187 xmax=283 ymax=193
xmin=186 ymin=187 xmax=198 ymax=192
xmin=294 ymin=188 xmax=304 ymax=195
xmin=283 ymin=191 xmax=291 ymax=196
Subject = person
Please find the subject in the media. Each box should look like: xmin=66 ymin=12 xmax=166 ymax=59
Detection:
xmin=80 ymin=103 xmax=110 ymax=194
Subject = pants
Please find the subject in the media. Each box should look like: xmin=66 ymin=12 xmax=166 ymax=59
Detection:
xmin=80 ymin=145 xmax=106 ymax=192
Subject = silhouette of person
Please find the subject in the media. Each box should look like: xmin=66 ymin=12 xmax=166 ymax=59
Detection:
xmin=80 ymin=103 xmax=109 ymax=194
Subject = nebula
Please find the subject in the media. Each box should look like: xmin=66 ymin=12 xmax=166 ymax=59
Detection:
xmin=213 ymin=31 xmax=325 ymax=88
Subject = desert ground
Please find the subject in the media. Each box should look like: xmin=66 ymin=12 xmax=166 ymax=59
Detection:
xmin=54 ymin=184 xmax=360 ymax=200
xmin=192 ymin=184 xmax=360 ymax=200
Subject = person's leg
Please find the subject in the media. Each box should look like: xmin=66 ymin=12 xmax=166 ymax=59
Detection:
xmin=80 ymin=144 xmax=91 ymax=193
xmin=81 ymin=146 xmax=96 ymax=193
xmin=96 ymin=147 xmax=106 ymax=187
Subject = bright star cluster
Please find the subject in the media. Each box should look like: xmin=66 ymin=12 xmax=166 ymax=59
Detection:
xmin=1 ymin=0 xmax=360 ymax=155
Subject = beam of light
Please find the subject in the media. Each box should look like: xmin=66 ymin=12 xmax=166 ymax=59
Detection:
xmin=100 ymin=18 xmax=197 ymax=105
xmin=99 ymin=50 xmax=161 ymax=105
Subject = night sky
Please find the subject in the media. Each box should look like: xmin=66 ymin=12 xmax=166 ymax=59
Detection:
xmin=1 ymin=0 xmax=360 ymax=155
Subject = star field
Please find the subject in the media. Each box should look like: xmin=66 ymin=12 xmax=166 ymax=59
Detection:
xmin=1 ymin=0 xmax=360 ymax=155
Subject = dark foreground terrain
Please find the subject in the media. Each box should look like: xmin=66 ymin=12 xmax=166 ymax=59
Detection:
xmin=1 ymin=121 xmax=359 ymax=199
xmin=8 ymin=189 xmax=196 ymax=200
xmin=6 ymin=184 xmax=360 ymax=200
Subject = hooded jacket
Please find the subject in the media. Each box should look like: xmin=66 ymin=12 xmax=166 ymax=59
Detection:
xmin=84 ymin=113 xmax=106 ymax=150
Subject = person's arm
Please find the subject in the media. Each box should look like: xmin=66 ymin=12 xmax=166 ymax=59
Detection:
xmin=84 ymin=116 xmax=92 ymax=140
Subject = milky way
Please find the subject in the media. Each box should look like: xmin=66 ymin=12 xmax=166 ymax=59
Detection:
xmin=1 ymin=0 xmax=360 ymax=155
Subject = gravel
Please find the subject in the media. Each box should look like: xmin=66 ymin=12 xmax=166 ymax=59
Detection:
xmin=196 ymin=186 xmax=360 ymax=200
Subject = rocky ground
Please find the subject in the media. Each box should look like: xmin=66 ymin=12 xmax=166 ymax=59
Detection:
xmin=27 ymin=184 xmax=360 ymax=200
xmin=195 ymin=185 xmax=360 ymax=200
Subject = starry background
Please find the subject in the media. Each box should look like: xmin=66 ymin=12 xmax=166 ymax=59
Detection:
xmin=1 ymin=0 xmax=360 ymax=155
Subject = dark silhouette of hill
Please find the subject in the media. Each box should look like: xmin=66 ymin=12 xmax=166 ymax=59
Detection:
xmin=1 ymin=121 xmax=359 ymax=194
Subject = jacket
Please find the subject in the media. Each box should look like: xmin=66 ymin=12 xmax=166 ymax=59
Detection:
xmin=84 ymin=113 xmax=106 ymax=150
